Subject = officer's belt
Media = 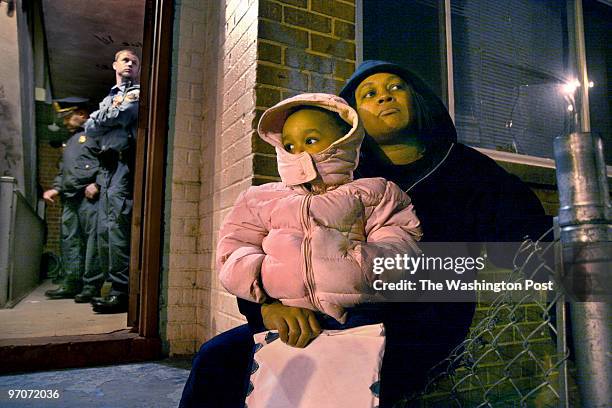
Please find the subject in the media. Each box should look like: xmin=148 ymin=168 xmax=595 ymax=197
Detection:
xmin=98 ymin=149 xmax=129 ymax=167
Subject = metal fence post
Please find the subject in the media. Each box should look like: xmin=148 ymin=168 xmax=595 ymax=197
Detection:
xmin=553 ymin=217 xmax=570 ymax=408
xmin=553 ymin=132 xmax=611 ymax=408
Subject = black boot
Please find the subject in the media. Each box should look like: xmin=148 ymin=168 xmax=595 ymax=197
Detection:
xmin=74 ymin=286 xmax=99 ymax=303
xmin=91 ymin=294 xmax=128 ymax=314
xmin=45 ymin=286 xmax=79 ymax=299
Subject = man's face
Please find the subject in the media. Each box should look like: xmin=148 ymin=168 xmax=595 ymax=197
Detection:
xmin=354 ymin=73 xmax=414 ymax=143
xmin=113 ymin=51 xmax=140 ymax=82
xmin=281 ymin=109 xmax=346 ymax=154
xmin=65 ymin=112 xmax=88 ymax=132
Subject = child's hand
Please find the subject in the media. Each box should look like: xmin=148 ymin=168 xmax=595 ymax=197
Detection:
xmin=261 ymin=302 xmax=321 ymax=348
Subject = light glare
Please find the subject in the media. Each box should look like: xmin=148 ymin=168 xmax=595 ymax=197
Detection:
xmin=561 ymin=80 xmax=581 ymax=95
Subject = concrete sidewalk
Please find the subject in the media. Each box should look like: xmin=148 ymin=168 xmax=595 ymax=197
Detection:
xmin=0 ymin=280 xmax=126 ymax=340
xmin=0 ymin=359 xmax=191 ymax=408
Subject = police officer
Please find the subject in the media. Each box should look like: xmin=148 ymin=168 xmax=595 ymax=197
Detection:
xmin=44 ymin=103 xmax=102 ymax=302
xmin=85 ymin=49 xmax=140 ymax=313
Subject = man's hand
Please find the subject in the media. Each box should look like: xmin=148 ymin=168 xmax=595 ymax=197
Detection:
xmin=261 ymin=301 xmax=321 ymax=348
xmin=43 ymin=189 xmax=59 ymax=204
xmin=85 ymin=183 xmax=99 ymax=200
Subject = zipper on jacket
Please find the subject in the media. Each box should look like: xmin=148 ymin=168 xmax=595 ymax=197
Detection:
xmin=405 ymin=143 xmax=455 ymax=192
xmin=299 ymin=193 xmax=323 ymax=311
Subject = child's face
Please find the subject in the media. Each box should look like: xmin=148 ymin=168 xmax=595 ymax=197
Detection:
xmin=281 ymin=109 xmax=347 ymax=154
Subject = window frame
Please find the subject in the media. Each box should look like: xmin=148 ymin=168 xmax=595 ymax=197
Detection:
xmin=355 ymin=0 xmax=612 ymax=175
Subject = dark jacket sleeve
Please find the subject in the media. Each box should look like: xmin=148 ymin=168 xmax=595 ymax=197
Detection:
xmin=237 ymin=298 xmax=265 ymax=332
xmin=52 ymin=160 xmax=64 ymax=193
xmin=474 ymin=154 xmax=553 ymax=268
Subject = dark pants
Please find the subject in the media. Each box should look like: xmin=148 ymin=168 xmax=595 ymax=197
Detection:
xmin=179 ymin=304 xmax=473 ymax=408
xmin=97 ymin=163 xmax=132 ymax=295
xmin=59 ymin=194 xmax=100 ymax=291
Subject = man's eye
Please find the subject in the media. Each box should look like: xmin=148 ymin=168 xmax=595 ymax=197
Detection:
xmin=284 ymin=143 xmax=294 ymax=152
xmin=305 ymin=138 xmax=318 ymax=145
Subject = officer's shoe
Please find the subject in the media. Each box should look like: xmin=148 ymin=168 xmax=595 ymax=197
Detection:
xmin=91 ymin=294 xmax=128 ymax=314
xmin=74 ymin=286 xmax=99 ymax=303
xmin=45 ymin=286 xmax=78 ymax=299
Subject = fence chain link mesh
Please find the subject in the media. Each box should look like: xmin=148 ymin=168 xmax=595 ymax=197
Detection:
xmin=400 ymin=229 xmax=577 ymax=407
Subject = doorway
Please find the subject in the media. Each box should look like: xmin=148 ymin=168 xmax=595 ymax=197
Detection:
xmin=0 ymin=0 xmax=172 ymax=373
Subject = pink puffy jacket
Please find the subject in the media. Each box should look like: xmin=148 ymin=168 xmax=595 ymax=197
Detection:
xmin=217 ymin=93 xmax=422 ymax=322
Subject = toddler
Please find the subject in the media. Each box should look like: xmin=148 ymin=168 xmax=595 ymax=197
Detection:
xmin=217 ymin=93 xmax=422 ymax=323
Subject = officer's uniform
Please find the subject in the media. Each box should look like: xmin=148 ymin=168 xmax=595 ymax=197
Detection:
xmin=52 ymin=130 xmax=101 ymax=293
xmin=85 ymin=82 xmax=139 ymax=298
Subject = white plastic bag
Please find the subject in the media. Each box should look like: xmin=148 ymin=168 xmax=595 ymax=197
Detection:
xmin=246 ymin=323 xmax=385 ymax=408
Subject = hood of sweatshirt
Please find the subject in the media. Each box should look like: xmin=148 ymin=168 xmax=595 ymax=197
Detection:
xmin=257 ymin=93 xmax=364 ymax=188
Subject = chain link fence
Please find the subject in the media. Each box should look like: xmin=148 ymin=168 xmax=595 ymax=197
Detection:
xmin=401 ymin=229 xmax=579 ymax=407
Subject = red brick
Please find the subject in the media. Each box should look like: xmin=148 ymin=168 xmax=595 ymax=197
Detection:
xmin=311 ymin=0 xmax=355 ymax=22
xmin=258 ymin=41 xmax=282 ymax=64
xmin=284 ymin=7 xmax=331 ymax=33
xmin=253 ymin=153 xmax=280 ymax=178
xmin=332 ymin=59 xmax=355 ymax=79
xmin=277 ymin=0 xmax=307 ymax=8
xmin=333 ymin=20 xmax=355 ymax=40
xmin=258 ymin=19 xmax=308 ymax=48
xmin=285 ymin=48 xmax=333 ymax=74
xmin=255 ymin=85 xmax=282 ymax=107
xmin=252 ymin=132 xmax=276 ymax=155
xmin=309 ymin=73 xmax=345 ymax=93
xmin=258 ymin=64 xmax=309 ymax=91
xmin=310 ymin=33 xmax=355 ymax=59
xmin=259 ymin=0 xmax=282 ymax=22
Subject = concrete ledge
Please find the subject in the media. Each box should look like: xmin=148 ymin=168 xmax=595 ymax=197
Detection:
xmin=0 ymin=329 xmax=161 ymax=374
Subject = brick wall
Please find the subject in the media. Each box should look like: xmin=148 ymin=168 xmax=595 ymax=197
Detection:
xmin=199 ymin=0 xmax=259 ymax=340
xmin=254 ymin=0 xmax=356 ymax=183
xmin=163 ymin=0 xmax=260 ymax=354
xmin=164 ymin=0 xmax=359 ymax=352
xmin=162 ymin=0 xmax=207 ymax=356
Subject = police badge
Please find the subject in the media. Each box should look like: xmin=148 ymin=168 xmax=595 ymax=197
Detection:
xmin=79 ymin=135 xmax=87 ymax=143
xmin=125 ymin=89 xmax=140 ymax=103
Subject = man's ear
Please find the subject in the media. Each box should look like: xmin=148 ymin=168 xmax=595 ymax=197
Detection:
xmin=112 ymin=61 xmax=118 ymax=71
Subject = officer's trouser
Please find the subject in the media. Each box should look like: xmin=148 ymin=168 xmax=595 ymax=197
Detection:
xmin=60 ymin=194 xmax=100 ymax=291
xmin=97 ymin=163 xmax=132 ymax=296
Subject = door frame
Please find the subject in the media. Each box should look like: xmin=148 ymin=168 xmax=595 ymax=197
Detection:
xmin=0 ymin=0 xmax=173 ymax=373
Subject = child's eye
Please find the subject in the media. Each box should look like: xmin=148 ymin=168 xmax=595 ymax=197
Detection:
xmin=305 ymin=137 xmax=318 ymax=145
xmin=390 ymin=83 xmax=403 ymax=91
xmin=284 ymin=143 xmax=294 ymax=152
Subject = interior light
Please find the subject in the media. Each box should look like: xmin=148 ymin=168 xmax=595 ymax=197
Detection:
xmin=588 ymin=81 xmax=594 ymax=88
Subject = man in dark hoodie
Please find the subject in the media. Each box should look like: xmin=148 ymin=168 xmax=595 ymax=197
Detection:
xmin=179 ymin=61 xmax=552 ymax=408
